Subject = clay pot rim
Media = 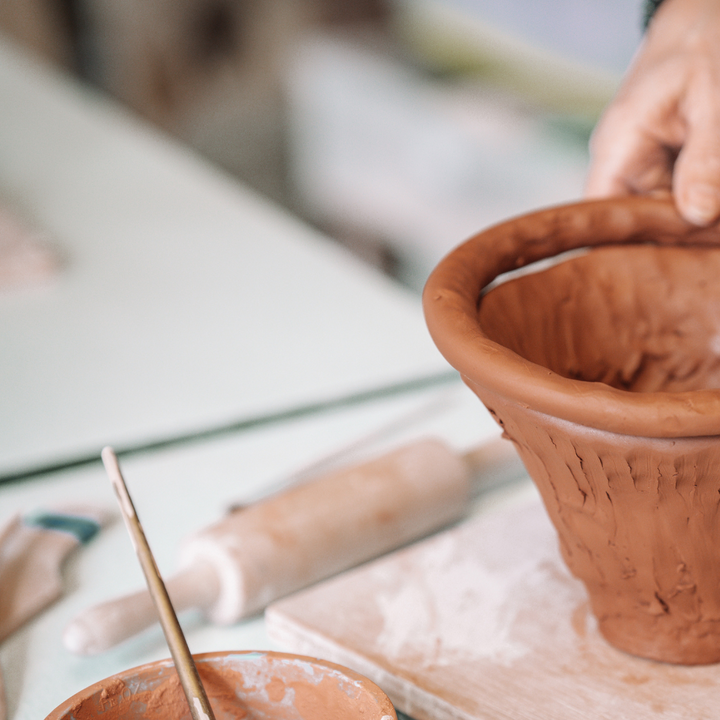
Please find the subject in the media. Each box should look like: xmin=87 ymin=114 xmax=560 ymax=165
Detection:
xmin=423 ymin=196 xmax=720 ymax=438
xmin=43 ymin=649 xmax=395 ymax=720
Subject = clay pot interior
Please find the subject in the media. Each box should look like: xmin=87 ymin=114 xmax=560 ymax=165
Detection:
xmin=479 ymin=243 xmax=720 ymax=394
xmin=44 ymin=651 xmax=397 ymax=720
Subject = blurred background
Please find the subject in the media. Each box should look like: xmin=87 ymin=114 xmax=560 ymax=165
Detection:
xmin=0 ymin=0 xmax=645 ymax=291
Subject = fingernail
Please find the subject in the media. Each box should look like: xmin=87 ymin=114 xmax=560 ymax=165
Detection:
xmin=683 ymin=184 xmax=720 ymax=225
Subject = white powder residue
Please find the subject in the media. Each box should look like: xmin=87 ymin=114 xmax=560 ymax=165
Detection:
xmin=373 ymin=508 xmax=567 ymax=669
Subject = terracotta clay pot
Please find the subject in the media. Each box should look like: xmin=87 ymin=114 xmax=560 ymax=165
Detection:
xmin=44 ymin=650 xmax=397 ymax=719
xmin=424 ymin=196 xmax=720 ymax=665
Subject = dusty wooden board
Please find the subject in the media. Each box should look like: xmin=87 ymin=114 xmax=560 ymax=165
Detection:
xmin=266 ymin=495 xmax=720 ymax=720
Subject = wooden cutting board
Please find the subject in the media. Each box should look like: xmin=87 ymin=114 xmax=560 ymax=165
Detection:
xmin=266 ymin=493 xmax=720 ymax=720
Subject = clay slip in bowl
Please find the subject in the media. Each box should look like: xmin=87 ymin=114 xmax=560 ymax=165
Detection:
xmin=44 ymin=650 xmax=397 ymax=719
xmin=424 ymin=196 xmax=720 ymax=664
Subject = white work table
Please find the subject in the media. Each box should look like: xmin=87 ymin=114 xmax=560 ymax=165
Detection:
xmin=0 ymin=35 xmax=450 ymax=480
xmin=0 ymin=34 xmax=523 ymax=720
xmin=1 ymin=382 xmax=516 ymax=720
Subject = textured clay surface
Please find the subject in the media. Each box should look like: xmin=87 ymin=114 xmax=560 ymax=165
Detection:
xmin=479 ymin=245 xmax=720 ymax=394
xmin=478 ymin=246 xmax=720 ymax=663
xmin=423 ymin=197 xmax=720 ymax=664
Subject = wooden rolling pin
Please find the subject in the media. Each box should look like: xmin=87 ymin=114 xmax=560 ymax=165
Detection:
xmin=63 ymin=436 xmax=524 ymax=655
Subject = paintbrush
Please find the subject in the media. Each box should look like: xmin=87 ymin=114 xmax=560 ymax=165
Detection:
xmin=101 ymin=447 xmax=216 ymax=720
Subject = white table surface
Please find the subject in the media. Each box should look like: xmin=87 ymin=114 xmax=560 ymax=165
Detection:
xmin=0 ymin=381 xmax=518 ymax=720
xmin=0 ymin=31 xmax=526 ymax=720
xmin=0 ymin=35 xmax=449 ymax=479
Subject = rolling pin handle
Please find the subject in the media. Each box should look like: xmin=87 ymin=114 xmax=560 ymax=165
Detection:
xmin=62 ymin=563 xmax=218 ymax=655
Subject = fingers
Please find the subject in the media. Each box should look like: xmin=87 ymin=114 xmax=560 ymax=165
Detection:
xmin=586 ymin=113 xmax=674 ymax=199
xmin=585 ymin=68 xmax=720 ymax=226
xmin=585 ymin=62 xmax=682 ymax=201
xmin=672 ymin=91 xmax=720 ymax=225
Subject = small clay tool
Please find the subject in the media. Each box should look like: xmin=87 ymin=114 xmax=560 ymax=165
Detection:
xmin=66 ymin=436 xmax=525 ymax=655
xmin=101 ymin=447 xmax=216 ymax=720
xmin=0 ymin=205 xmax=60 ymax=291
xmin=0 ymin=505 xmax=108 ymax=643
xmin=0 ymin=504 xmax=109 ymax=720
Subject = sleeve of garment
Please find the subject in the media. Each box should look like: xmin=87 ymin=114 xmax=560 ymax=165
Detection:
xmin=643 ymin=0 xmax=666 ymax=28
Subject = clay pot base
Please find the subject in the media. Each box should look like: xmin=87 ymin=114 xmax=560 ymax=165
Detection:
xmin=423 ymin=197 xmax=720 ymax=665
xmin=481 ymin=391 xmax=720 ymax=665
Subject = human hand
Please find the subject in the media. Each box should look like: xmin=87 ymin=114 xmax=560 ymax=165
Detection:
xmin=586 ymin=0 xmax=720 ymax=226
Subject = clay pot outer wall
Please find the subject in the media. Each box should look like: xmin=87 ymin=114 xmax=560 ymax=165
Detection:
xmin=423 ymin=196 xmax=720 ymax=664
xmin=477 ymin=385 xmax=720 ymax=664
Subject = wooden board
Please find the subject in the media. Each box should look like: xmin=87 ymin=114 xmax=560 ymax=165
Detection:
xmin=266 ymin=494 xmax=720 ymax=720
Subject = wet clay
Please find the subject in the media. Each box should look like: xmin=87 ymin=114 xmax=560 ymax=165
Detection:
xmin=70 ymin=671 xmax=240 ymax=720
xmin=49 ymin=652 xmax=396 ymax=720
xmin=423 ymin=196 xmax=720 ymax=664
xmin=479 ymin=244 xmax=720 ymax=394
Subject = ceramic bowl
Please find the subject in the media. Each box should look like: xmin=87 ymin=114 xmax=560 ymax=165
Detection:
xmin=44 ymin=650 xmax=397 ymax=719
